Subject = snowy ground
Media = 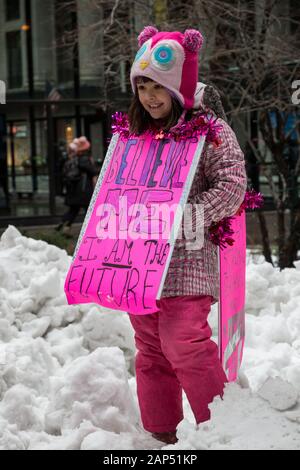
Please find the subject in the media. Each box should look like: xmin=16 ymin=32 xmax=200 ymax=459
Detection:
xmin=0 ymin=225 xmax=299 ymax=450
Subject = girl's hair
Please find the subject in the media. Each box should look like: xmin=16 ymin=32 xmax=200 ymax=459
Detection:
xmin=128 ymin=77 xmax=192 ymax=135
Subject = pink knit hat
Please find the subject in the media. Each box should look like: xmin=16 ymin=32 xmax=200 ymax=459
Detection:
xmin=130 ymin=26 xmax=204 ymax=110
xmin=69 ymin=136 xmax=91 ymax=153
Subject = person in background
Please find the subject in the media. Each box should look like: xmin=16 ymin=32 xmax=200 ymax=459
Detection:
xmin=55 ymin=140 xmax=68 ymax=197
xmin=55 ymin=136 xmax=98 ymax=236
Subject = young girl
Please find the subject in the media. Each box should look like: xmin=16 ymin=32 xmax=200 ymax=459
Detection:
xmin=56 ymin=137 xmax=98 ymax=236
xmin=126 ymin=27 xmax=247 ymax=445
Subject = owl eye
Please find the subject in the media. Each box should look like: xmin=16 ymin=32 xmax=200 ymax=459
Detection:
xmin=151 ymin=44 xmax=175 ymax=70
xmin=134 ymin=43 xmax=147 ymax=62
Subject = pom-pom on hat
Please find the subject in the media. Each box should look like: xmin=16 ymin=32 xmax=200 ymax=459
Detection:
xmin=130 ymin=26 xmax=204 ymax=110
xmin=69 ymin=136 xmax=91 ymax=153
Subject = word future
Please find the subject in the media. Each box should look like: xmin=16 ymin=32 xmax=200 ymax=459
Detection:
xmin=66 ymin=237 xmax=170 ymax=309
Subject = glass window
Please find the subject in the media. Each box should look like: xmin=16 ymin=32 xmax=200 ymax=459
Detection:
xmin=55 ymin=1 xmax=74 ymax=83
xmin=6 ymin=31 xmax=23 ymax=89
xmin=5 ymin=0 xmax=20 ymax=21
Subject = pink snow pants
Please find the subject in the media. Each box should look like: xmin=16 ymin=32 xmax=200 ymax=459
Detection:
xmin=128 ymin=295 xmax=227 ymax=433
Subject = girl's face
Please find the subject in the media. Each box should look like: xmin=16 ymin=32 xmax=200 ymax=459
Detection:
xmin=136 ymin=80 xmax=172 ymax=120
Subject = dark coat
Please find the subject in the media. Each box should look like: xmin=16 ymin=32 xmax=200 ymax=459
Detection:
xmin=64 ymin=154 xmax=98 ymax=207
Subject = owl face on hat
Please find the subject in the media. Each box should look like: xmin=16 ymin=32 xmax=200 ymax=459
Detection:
xmin=130 ymin=27 xmax=204 ymax=110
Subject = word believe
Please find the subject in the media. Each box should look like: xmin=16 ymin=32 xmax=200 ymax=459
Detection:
xmin=106 ymin=137 xmax=197 ymax=189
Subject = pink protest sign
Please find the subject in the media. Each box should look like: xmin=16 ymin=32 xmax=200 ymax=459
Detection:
xmin=218 ymin=211 xmax=246 ymax=382
xmin=64 ymin=133 xmax=205 ymax=315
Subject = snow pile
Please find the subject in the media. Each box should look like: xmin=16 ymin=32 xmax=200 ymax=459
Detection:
xmin=172 ymin=380 xmax=300 ymax=450
xmin=0 ymin=225 xmax=299 ymax=450
xmin=242 ymin=255 xmax=300 ymax=394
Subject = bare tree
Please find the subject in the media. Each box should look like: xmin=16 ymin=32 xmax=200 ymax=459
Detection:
xmin=193 ymin=0 xmax=300 ymax=268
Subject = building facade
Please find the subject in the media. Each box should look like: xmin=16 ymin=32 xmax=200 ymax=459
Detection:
xmin=0 ymin=0 xmax=113 ymax=223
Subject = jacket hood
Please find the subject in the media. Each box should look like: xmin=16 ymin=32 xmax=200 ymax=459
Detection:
xmin=193 ymin=81 xmax=227 ymax=121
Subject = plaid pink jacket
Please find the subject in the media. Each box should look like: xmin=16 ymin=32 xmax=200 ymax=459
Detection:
xmin=161 ymin=117 xmax=247 ymax=304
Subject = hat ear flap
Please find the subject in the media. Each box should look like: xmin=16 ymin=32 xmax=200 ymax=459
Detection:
xmin=183 ymin=29 xmax=204 ymax=52
xmin=138 ymin=26 xmax=159 ymax=47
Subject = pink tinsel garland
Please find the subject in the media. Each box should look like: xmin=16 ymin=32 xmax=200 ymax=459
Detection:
xmin=208 ymin=189 xmax=264 ymax=249
xmin=111 ymin=111 xmax=223 ymax=147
